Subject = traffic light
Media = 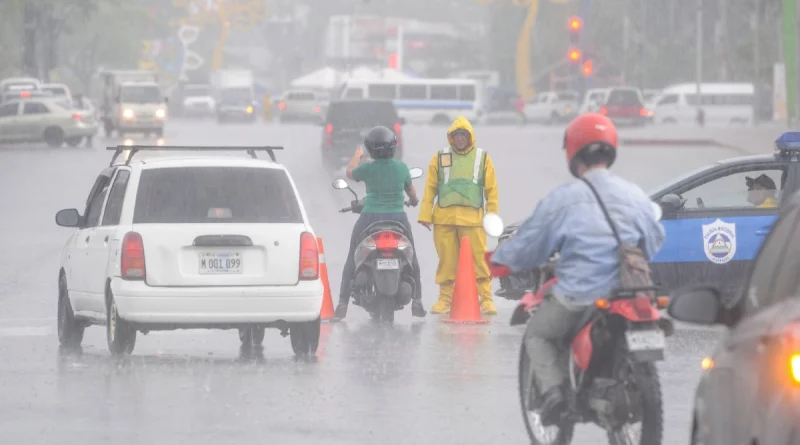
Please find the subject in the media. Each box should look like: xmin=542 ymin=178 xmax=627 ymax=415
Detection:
xmin=568 ymin=16 xmax=582 ymax=45
xmin=582 ymin=59 xmax=593 ymax=76
xmin=568 ymin=48 xmax=582 ymax=63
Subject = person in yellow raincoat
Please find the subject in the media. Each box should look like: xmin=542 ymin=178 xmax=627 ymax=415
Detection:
xmin=262 ymin=92 xmax=273 ymax=122
xmin=418 ymin=116 xmax=499 ymax=315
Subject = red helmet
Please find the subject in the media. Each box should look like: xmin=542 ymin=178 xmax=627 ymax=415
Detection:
xmin=563 ymin=113 xmax=618 ymax=176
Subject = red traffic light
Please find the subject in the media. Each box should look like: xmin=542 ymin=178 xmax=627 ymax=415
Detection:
xmin=582 ymin=59 xmax=593 ymax=76
xmin=568 ymin=16 xmax=583 ymax=31
xmin=568 ymin=49 xmax=582 ymax=62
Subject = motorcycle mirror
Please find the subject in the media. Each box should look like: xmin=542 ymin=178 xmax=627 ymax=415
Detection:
xmin=409 ymin=167 xmax=423 ymax=179
xmin=651 ymin=201 xmax=662 ymax=221
xmin=332 ymin=179 xmax=348 ymax=190
xmin=483 ymin=213 xmax=505 ymax=238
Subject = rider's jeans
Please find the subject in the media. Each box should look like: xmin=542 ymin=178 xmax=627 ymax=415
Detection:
xmin=524 ymin=295 xmax=585 ymax=393
xmin=338 ymin=212 xmax=422 ymax=305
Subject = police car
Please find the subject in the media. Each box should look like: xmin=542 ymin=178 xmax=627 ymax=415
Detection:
xmin=666 ymin=160 xmax=800 ymax=444
xmin=650 ymin=132 xmax=800 ymax=302
xmin=54 ymin=145 xmax=324 ymax=357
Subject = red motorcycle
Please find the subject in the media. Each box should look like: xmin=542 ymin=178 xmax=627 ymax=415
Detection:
xmin=483 ymin=213 xmax=674 ymax=445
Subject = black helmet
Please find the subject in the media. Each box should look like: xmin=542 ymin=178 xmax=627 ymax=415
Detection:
xmin=364 ymin=126 xmax=397 ymax=159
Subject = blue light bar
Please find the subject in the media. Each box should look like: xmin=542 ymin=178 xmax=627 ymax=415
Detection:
xmin=775 ymin=132 xmax=800 ymax=151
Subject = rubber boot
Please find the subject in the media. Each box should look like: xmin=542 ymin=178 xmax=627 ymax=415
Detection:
xmin=411 ymin=298 xmax=427 ymax=317
xmin=480 ymin=297 xmax=497 ymax=315
xmin=430 ymin=285 xmax=453 ymax=314
xmin=334 ymin=300 xmax=348 ymax=320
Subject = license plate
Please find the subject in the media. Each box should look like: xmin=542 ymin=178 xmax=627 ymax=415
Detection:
xmin=625 ymin=329 xmax=665 ymax=352
xmin=199 ymin=252 xmax=242 ymax=274
xmin=376 ymin=258 xmax=399 ymax=270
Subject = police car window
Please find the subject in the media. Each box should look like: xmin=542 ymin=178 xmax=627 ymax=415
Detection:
xmin=679 ymin=168 xmax=785 ymax=210
xmin=739 ymin=208 xmax=800 ymax=315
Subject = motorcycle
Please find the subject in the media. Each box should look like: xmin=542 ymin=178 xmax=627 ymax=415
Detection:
xmin=491 ymin=202 xmax=665 ymax=302
xmin=331 ymin=167 xmax=423 ymax=323
xmin=482 ymin=211 xmax=673 ymax=445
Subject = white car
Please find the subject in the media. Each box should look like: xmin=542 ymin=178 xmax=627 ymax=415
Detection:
xmin=54 ymin=146 xmax=324 ymax=356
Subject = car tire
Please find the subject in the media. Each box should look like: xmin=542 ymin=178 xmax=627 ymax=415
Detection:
xmin=106 ymin=293 xmax=136 ymax=357
xmin=238 ymin=326 xmax=266 ymax=346
xmin=57 ymin=275 xmax=84 ymax=349
xmin=289 ymin=317 xmax=320 ymax=356
xmin=44 ymin=127 xmax=64 ymax=147
xmin=65 ymin=137 xmax=83 ymax=147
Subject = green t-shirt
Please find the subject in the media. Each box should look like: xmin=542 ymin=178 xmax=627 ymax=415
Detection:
xmin=352 ymin=159 xmax=411 ymax=213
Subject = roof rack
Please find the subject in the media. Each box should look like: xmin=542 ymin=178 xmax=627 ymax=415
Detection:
xmin=107 ymin=145 xmax=284 ymax=166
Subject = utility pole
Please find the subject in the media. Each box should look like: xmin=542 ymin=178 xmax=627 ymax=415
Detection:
xmin=753 ymin=0 xmax=760 ymax=125
xmin=638 ymin=0 xmax=646 ymax=89
xmin=22 ymin=3 xmax=38 ymax=78
xmin=695 ymin=0 xmax=704 ymax=126
xmin=782 ymin=0 xmax=798 ymax=126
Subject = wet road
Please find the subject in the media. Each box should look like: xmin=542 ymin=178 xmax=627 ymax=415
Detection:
xmin=0 ymin=119 xmax=734 ymax=444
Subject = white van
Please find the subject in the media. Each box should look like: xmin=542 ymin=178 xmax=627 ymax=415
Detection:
xmin=337 ymin=78 xmax=481 ymax=125
xmin=649 ymin=83 xmax=754 ymax=125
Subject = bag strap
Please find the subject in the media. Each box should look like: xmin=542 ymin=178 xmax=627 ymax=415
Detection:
xmin=580 ymin=177 xmax=623 ymax=246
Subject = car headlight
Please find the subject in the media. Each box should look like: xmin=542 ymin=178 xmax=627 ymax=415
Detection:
xmin=246 ymin=106 xmax=254 ymax=114
xmin=155 ymin=109 xmax=166 ymax=119
xmin=122 ymin=109 xmax=134 ymax=119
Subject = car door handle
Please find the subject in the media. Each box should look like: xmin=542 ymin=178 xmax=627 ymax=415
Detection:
xmin=103 ymin=236 xmax=109 ymax=244
xmin=85 ymin=236 xmax=91 ymax=243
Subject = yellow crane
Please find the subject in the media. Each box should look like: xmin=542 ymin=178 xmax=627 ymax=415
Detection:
xmin=476 ymin=0 xmax=571 ymax=101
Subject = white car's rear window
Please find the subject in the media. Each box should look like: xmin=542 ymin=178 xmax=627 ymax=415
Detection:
xmin=133 ymin=167 xmax=303 ymax=224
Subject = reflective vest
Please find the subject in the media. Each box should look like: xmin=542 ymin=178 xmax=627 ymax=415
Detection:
xmin=437 ymin=146 xmax=486 ymax=209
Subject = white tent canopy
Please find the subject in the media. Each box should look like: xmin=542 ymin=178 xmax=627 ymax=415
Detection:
xmin=289 ymin=67 xmax=341 ymax=90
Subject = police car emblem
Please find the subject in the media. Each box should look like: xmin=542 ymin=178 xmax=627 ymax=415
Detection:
xmin=702 ymin=219 xmax=737 ymax=264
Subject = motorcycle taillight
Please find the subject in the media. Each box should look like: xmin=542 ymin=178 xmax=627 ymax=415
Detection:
xmin=632 ymin=296 xmax=654 ymax=317
xmin=373 ymin=231 xmax=401 ymax=250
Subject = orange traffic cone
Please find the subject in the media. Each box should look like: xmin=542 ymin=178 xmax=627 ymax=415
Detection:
xmin=445 ymin=236 xmax=489 ymax=324
xmin=317 ymin=238 xmax=336 ymax=321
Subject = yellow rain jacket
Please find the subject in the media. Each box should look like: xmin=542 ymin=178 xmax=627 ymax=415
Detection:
xmin=757 ymin=196 xmax=778 ymax=208
xmin=418 ymin=116 xmax=499 ymax=227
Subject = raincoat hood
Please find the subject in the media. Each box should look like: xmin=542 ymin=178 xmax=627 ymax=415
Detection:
xmin=447 ymin=116 xmax=476 ymax=154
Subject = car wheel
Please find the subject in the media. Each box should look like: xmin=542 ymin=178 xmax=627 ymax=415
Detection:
xmin=65 ymin=137 xmax=83 ymax=147
xmin=44 ymin=127 xmax=64 ymax=147
xmin=57 ymin=275 xmax=84 ymax=349
xmin=289 ymin=317 xmax=320 ymax=356
xmin=106 ymin=293 xmax=136 ymax=356
xmin=238 ymin=326 xmax=266 ymax=347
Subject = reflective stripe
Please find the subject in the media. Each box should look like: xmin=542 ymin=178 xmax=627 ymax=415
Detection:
xmin=472 ymin=148 xmax=483 ymax=184
xmin=442 ymin=146 xmax=451 ymax=184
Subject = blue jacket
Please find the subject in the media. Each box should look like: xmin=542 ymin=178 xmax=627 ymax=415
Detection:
xmin=492 ymin=168 xmax=666 ymax=309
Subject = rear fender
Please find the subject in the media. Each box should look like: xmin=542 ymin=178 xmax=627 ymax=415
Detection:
xmin=509 ymin=277 xmax=557 ymax=326
xmin=609 ymin=296 xmax=660 ymax=322
xmin=571 ymin=322 xmax=594 ymax=371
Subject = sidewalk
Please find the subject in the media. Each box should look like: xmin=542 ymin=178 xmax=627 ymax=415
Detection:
xmin=619 ymin=122 xmax=794 ymax=155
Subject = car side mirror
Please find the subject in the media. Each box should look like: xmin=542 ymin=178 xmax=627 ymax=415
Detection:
xmin=56 ymin=208 xmax=81 ymax=228
xmin=659 ymin=193 xmax=684 ymax=215
xmin=667 ymin=284 xmax=723 ymax=325
xmin=409 ymin=167 xmax=423 ymax=179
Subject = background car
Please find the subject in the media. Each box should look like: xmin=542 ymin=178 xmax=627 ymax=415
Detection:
xmin=598 ymin=87 xmax=648 ymax=126
xmin=277 ymin=89 xmax=326 ymax=123
xmin=0 ymin=98 xmax=98 ymax=147
xmin=320 ymin=99 xmax=405 ymax=172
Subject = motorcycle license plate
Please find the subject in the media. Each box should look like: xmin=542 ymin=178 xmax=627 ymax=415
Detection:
xmin=625 ymin=329 xmax=665 ymax=352
xmin=376 ymin=259 xmax=399 ymax=270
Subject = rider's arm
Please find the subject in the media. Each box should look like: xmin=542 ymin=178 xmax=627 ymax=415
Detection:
xmin=492 ymin=197 xmax=566 ymax=272
xmin=405 ymin=183 xmax=419 ymax=203
xmin=346 ymin=149 xmax=365 ymax=180
xmin=483 ymin=153 xmax=499 ymax=214
xmin=417 ymin=154 xmax=439 ymax=224
xmin=637 ymin=200 xmax=666 ymax=260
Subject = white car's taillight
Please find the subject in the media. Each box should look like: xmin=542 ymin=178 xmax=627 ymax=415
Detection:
xmin=298 ymin=232 xmax=319 ymax=280
xmin=121 ymin=232 xmax=145 ymax=280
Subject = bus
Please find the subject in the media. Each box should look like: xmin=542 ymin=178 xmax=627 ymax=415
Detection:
xmin=648 ymin=82 xmax=754 ymax=125
xmin=336 ymin=78 xmax=482 ymax=125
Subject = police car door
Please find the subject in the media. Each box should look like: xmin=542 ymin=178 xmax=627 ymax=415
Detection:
xmin=654 ymin=161 xmax=795 ymax=301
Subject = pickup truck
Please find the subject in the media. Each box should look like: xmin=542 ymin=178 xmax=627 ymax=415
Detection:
xmin=522 ymin=90 xmax=579 ymax=125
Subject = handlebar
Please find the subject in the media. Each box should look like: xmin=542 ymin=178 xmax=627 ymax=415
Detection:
xmin=340 ymin=207 xmax=352 ymax=213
